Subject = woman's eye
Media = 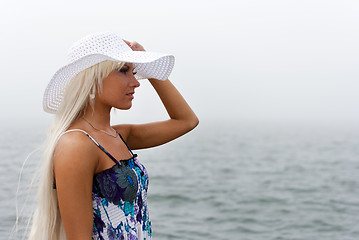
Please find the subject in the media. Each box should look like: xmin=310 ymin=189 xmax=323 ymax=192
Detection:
xmin=119 ymin=66 xmax=129 ymax=73
xmin=133 ymin=71 xmax=137 ymax=75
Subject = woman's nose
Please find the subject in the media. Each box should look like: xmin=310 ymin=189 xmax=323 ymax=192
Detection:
xmin=131 ymin=75 xmax=141 ymax=88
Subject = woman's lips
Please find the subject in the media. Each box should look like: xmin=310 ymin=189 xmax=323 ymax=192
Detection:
xmin=127 ymin=92 xmax=135 ymax=99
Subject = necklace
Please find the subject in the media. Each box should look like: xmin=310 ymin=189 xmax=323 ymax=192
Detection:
xmin=82 ymin=117 xmax=118 ymax=138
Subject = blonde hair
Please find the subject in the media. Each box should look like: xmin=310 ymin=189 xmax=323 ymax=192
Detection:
xmin=28 ymin=60 xmax=124 ymax=240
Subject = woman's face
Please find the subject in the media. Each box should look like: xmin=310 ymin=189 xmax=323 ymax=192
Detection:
xmin=97 ymin=63 xmax=140 ymax=110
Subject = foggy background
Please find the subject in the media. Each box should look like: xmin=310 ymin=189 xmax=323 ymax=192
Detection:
xmin=0 ymin=0 xmax=358 ymax=128
xmin=1 ymin=1 xmax=359 ymax=239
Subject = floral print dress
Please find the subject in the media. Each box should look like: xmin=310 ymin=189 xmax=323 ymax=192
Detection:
xmin=64 ymin=129 xmax=152 ymax=240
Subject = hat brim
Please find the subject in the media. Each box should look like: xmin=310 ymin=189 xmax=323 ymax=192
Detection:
xmin=43 ymin=51 xmax=174 ymax=113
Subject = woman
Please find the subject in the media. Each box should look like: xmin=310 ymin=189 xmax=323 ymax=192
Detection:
xmin=29 ymin=32 xmax=198 ymax=240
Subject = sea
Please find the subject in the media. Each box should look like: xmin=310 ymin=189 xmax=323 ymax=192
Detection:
xmin=0 ymin=121 xmax=358 ymax=240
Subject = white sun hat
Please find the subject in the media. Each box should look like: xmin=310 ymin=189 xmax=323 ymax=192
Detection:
xmin=43 ymin=32 xmax=175 ymax=113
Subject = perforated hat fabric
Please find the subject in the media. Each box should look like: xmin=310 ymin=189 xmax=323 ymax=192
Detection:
xmin=43 ymin=32 xmax=175 ymax=113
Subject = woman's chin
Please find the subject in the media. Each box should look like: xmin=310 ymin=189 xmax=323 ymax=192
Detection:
xmin=114 ymin=104 xmax=132 ymax=111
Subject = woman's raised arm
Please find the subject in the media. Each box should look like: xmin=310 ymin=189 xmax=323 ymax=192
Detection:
xmin=114 ymin=78 xmax=199 ymax=150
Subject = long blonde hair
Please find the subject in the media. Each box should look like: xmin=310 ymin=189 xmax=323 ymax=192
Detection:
xmin=28 ymin=60 xmax=124 ymax=240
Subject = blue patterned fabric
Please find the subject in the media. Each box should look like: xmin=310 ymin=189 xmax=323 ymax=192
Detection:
xmin=92 ymin=155 xmax=152 ymax=240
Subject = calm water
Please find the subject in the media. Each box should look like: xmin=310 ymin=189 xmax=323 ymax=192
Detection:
xmin=1 ymin=121 xmax=359 ymax=240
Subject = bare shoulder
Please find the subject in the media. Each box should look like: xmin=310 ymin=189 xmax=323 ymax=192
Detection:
xmin=53 ymin=131 xmax=98 ymax=177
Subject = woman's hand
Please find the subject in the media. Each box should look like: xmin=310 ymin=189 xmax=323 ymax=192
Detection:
xmin=123 ymin=39 xmax=145 ymax=51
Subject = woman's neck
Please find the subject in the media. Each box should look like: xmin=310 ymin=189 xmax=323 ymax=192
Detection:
xmin=82 ymin=104 xmax=112 ymax=130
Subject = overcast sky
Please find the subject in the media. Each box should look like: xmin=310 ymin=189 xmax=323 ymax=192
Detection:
xmin=0 ymin=0 xmax=358 ymax=128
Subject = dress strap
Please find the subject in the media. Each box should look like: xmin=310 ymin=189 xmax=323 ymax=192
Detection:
xmin=116 ymin=131 xmax=135 ymax=156
xmin=62 ymin=129 xmax=120 ymax=165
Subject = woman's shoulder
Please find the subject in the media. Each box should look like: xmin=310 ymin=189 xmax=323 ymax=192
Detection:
xmin=53 ymin=129 xmax=99 ymax=175
xmin=58 ymin=129 xmax=95 ymax=148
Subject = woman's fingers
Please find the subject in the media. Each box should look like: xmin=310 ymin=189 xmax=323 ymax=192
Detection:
xmin=123 ymin=39 xmax=131 ymax=46
xmin=122 ymin=39 xmax=146 ymax=51
xmin=130 ymin=41 xmax=146 ymax=51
